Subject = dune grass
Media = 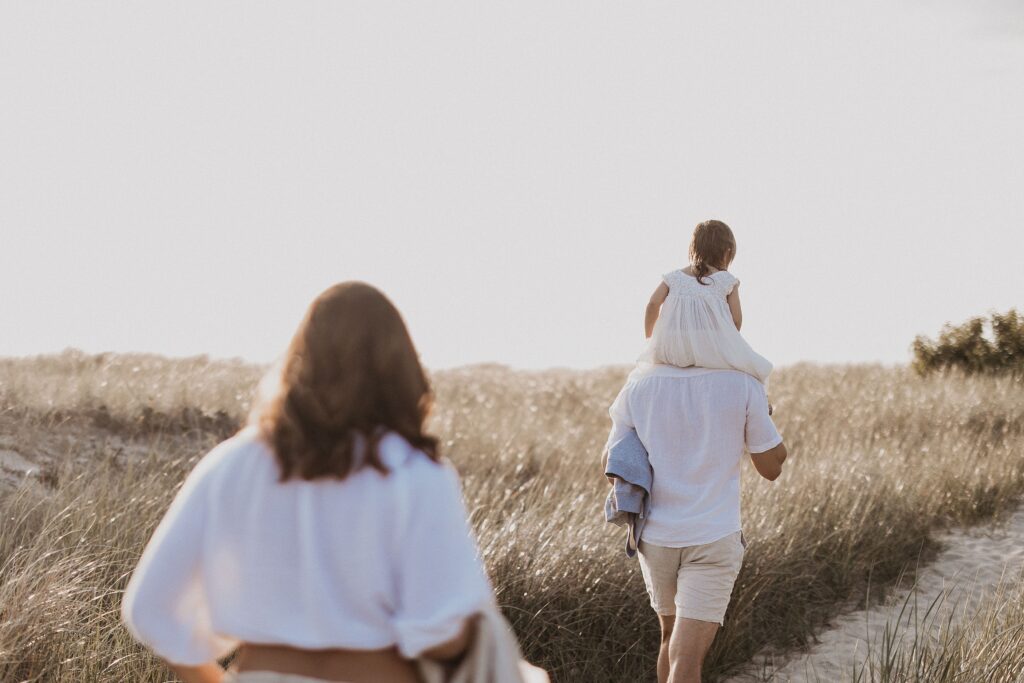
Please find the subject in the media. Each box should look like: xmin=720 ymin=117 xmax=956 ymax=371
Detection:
xmin=851 ymin=571 xmax=1024 ymax=682
xmin=0 ymin=351 xmax=1022 ymax=681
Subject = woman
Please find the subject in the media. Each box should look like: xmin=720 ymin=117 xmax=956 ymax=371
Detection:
xmin=122 ymin=282 xmax=495 ymax=683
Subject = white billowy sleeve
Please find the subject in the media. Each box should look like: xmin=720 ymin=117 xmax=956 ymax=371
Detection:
xmin=121 ymin=452 xmax=238 ymax=665
xmin=392 ymin=460 xmax=493 ymax=658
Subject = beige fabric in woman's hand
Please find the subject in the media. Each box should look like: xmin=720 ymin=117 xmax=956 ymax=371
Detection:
xmin=416 ymin=605 xmax=549 ymax=683
xmin=223 ymin=672 xmax=336 ymax=683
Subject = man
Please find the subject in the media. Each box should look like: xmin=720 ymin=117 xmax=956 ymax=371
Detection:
xmin=605 ymin=365 xmax=787 ymax=683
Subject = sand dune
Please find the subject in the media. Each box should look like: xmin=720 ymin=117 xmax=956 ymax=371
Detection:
xmin=727 ymin=505 xmax=1024 ymax=682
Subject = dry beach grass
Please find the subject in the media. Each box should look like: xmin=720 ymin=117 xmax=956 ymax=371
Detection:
xmin=0 ymin=351 xmax=1022 ymax=682
xmin=727 ymin=504 xmax=1024 ymax=682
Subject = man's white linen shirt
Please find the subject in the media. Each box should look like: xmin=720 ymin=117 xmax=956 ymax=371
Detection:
xmin=606 ymin=365 xmax=782 ymax=547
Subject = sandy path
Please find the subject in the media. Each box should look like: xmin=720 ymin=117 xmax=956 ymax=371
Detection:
xmin=726 ymin=505 xmax=1024 ymax=682
xmin=0 ymin=449 xmax=37 ymax=473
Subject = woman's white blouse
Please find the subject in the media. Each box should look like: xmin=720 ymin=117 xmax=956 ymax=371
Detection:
xmin=121 ymin=427 xmax=493 ymax=666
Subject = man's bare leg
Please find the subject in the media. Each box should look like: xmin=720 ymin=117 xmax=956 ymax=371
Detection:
xmin=656 ymin=614 xmax=675 ymax=683
xmin=667 ymin=617 xmax=719 ymax=683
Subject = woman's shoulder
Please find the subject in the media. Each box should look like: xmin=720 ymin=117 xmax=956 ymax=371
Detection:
xmin=207 ymin=429 xmax=445 ymax=474
xmin=192 ymin=426 xmax=277 ymax=479
xmin=159 ymin=427 xmax=276 ymax=508
xmin=378 ymin=432 xmax=453 ymax=477
xmin=379 ymin=435 xmax=464 ymax=508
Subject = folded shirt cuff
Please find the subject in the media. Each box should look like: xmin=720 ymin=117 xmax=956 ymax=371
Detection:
xmin=749 ymin=434 xmax=783 ymax=454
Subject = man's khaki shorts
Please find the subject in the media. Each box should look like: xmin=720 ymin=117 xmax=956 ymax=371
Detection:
xmin=636 ymin=531 xmax=746 ymax=625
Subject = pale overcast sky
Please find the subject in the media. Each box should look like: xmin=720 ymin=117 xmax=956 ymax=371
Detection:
xmin=2 ymin=2 xmax=1022 ymax=369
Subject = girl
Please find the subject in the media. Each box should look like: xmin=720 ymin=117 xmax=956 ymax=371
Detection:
xmin=121 ymin=282 xmax=536 ymax=683
xmin=640 ymin=220 xmax=773 ymax=384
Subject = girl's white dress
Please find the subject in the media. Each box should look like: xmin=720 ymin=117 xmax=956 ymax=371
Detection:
xmin=639 ymin=269 xmax=773 ymax=384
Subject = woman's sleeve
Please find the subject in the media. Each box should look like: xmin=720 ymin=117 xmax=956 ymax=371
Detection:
xmin=392 ymin=460 xmax=494 ymax=658
xmin=121 ymin=450 xmax=238 ymax=665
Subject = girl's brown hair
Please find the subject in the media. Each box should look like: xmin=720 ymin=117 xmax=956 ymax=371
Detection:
xmin=689 ymin=219 xmax=737 ymax=285
xmin=252 ymin=281 xmax=438 ymax=481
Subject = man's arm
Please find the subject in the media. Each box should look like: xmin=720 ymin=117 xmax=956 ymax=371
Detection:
xmin=745 ymin=378 xmax=786 ymax=481
xmin=604 ymin=385 xmax=635 ymax=485
xmin=603 ymin=424 xmax=632 ymax=486
xmin=749 ymin=441 xmax=787 ymax=481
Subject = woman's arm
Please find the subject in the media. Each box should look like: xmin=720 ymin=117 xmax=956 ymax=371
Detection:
xmin=122 ymin=447 xmax=238 ymax=671
xmin=727 ymin=285 xmax=742 ymax=330
xmin=167 ymin=664 xmax=225 ymax=683
xmin=418 ymin=615 xmax=476 ymax=662
xmin=644 ymin=282 xmax=669 ymax=338
xmin=393 ymin=462 xmax=493 ymax=662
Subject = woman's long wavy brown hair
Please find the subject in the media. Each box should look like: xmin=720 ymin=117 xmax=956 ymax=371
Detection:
xmin=252 ymin=282 xmax=439 ymax=481
xmin=689 ymin=219 xmax=737 ymax=285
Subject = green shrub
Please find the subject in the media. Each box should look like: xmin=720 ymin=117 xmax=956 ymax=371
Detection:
xmin=912 ymin=309 xmax=1024 ymax=376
